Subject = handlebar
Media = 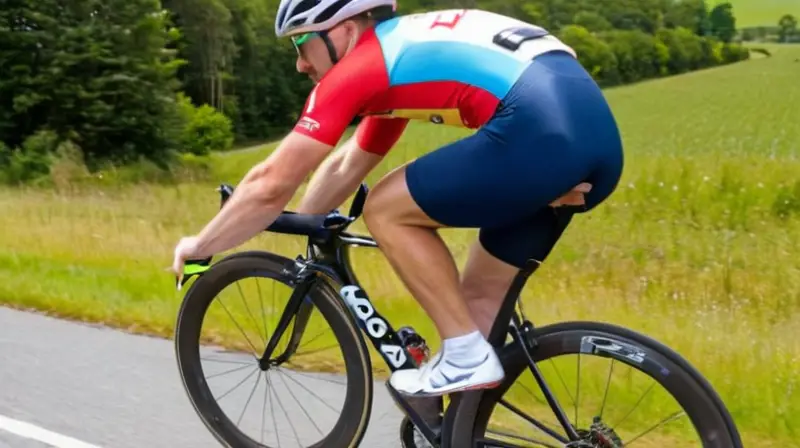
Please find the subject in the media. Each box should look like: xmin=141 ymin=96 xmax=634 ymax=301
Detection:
xmin=266 ymin=211 xmax=330 ymax=236
xmin=217 ymin=182 xmax=368 ymax=238
xmin=177 ymin=181 xmax=372 ymax=289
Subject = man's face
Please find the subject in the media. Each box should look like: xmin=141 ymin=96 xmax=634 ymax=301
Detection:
xmin=293 ymin=22 xmax=357 ymax=83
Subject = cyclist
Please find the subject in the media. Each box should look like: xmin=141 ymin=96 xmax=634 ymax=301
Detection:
xmin=171 ymin=0 xmax=624 ymax=398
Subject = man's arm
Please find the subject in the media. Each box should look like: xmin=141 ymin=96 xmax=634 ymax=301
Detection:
xmin=189 ymin=131 xmax=333 ymax=259
xmin=295 ymin=135 xmax=384 ymax=214
xmin=296 ymin=116 xmax=409 ymax=214
xmin=177 ymin=42 xmax=400 ymax=263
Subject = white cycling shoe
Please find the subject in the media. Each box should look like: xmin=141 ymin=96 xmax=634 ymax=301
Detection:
xmin=390 ymin=347 xmax=505 ymax=397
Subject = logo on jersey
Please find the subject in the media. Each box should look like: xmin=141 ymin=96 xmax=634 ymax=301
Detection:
xmin=429 ymin=9 xmax=467 ymax=29
xmin=297 ymin=116 xmax=320 ymax=132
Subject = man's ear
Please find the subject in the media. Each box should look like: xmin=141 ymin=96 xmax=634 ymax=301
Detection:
xmin=343 ymin=21 xmax=360 ymax=53
xmin=348 ymin=20 xmax=362 ymax=37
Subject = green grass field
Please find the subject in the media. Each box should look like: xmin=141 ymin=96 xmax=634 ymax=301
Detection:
xmin=3 ymin=47 xmax=800 ymax=445
xmin=717 ymin=0 xmax=800 ymax=28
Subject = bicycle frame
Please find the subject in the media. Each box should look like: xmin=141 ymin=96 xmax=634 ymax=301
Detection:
xmin=183 ymin=182 xmax=583 ymax=447
xmin=200 ymin=182 xmax=424 ymax=374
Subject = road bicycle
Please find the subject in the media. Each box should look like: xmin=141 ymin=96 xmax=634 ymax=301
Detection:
xmin=173 ymin=181 xmax=743 ymax=448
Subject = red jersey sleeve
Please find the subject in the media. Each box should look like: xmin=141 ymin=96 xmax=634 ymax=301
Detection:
xmin=355 ymin=116 xmax=409 ymax=155
xmin=292 ymin=29 xmax=389 ymax=147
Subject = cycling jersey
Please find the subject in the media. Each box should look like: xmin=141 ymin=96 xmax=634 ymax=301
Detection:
xmin=291 ymin=9 xmax=577 ymax=155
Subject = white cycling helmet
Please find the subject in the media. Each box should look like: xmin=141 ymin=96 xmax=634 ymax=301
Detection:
xmin=275 ymin=0 xmax=397 ymax=38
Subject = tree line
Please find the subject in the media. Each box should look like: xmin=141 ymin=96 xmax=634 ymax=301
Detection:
xmin=740 ymin=14 xmax=799 ymax=43
xmin=1 ymin=0 xmax=751 ymax=185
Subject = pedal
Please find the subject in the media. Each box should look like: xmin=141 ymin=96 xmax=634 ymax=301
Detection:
xmin=386 ymin=382 xmax=442 ymax=445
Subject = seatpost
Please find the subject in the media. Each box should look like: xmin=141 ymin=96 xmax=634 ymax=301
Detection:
xmin=487 ymin=259 xmax=540 ymax=348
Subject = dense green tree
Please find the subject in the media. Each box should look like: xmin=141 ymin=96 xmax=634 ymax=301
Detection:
xmin=558 ymin=25 xmax=620 ymax=85
xmin=1 ymin=0 xmax=753 ymax=183
xmin=778 ymin=14 xmax=797 ymax=43
xmin=0 ymin=0 xmax=185 ymax=168
xmin=602 ymin=29 xmax=670 ymax=82
xmin=573 ymin=11 xmax=613 ymax=33
xmin=598 ymin=0 xmax=662 ymax=34
xmin=474 ymin=0 xmax=544 ymax=24
xmin=162 ymin=0 xmax=236 ymax=111
xmin=709 ymin=2 xmax=736 ymax=43
xmin=664 ymin=0 xmax=710 ymax=35
xmin=163 ymin=0 xmax=310 ymax=141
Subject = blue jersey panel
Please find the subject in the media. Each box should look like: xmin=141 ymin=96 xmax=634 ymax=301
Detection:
xmin=374 ymin=17 xmax=530 ymax=100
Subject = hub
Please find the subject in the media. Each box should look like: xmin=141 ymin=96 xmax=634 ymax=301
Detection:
xmin=569 ymin=416 xmax=624 ymax=448
xmin=257 ymin=357 xmax=272 ymax=371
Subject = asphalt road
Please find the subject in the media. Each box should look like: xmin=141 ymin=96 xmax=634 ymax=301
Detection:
xmin=0 ymin=306 xmax=407 ymax=448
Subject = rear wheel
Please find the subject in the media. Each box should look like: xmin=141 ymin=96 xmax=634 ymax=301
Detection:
xmin=450 ymin=321 xmax=742 ymax=447
xmin=174 ymin=252 xmax=374 ymax=448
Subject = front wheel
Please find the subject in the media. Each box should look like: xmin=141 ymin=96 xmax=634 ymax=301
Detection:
xmin=450 ymin=321 xmax=742 ymax=448
xmin=174 ymin=252 xmax=374 ymax=448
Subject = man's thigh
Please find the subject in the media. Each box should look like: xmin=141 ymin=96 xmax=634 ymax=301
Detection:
xmin=405 ymin=131 xmax=586 ymax=231
xmin=477 ymin=206 xmax=574 ymax=270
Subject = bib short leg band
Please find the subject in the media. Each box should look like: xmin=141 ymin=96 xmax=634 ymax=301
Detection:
xmin=404 ymin=51 xmax=625 ymax=268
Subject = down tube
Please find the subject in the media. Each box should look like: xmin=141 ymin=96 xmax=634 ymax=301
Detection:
xmin=339 ymin=284 xmax=418 ymax=371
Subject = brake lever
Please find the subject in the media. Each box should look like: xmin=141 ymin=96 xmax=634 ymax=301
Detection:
xmin=176 ymin=256 xmax=213 ymax=291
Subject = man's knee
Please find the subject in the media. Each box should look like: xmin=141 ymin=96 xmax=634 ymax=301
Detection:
xmin=363 ymin=166 xmax=436 ymax=232
xmin=362 ymin=190 xmax=385 ymax=234
xmin=363 ymin=171 xmax=399 ymax=233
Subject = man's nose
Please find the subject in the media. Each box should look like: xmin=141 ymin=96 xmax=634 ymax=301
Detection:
xmin=296 ymin=55 xmax=311 ymax=73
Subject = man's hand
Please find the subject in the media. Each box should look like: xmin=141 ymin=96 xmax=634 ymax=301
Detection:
xmin=167 ymin=131 xmax=335 ymax=287
xmin=171 ymin=236 xmax=202 ymax=281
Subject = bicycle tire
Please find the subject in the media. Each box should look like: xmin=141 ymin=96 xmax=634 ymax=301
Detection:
xmin=448 ymin=321 xmax=743 ymax=448
xmin=174 ymin=251 xmax=374 ymax=448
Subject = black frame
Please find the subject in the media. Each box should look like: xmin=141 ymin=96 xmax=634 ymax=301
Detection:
xmin=182 ymin=182 xmax=581 ymax=448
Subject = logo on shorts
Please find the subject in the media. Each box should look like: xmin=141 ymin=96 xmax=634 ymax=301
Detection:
xmin=430 ymin=114 xmax=444 ymax=124
xmin=297 ymin=116 xmax=320 ymax=132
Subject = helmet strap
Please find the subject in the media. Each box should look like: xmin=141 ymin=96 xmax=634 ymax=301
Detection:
xmin=318 ymin=31 xmax=340 ymax=65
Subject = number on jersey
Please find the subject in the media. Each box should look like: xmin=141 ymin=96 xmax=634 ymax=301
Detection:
xmin=492 ymin=26 xmax=550 ymax=52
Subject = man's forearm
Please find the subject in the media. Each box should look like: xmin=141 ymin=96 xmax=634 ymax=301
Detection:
xmin=296 ymin=146 xmax=355 ymax=214
xmin=193 ymin=170 xmax=293 ymax=259
xmin=189 ymin=131 xmax=333 ymax=259
xmin=296 ymin=138 xmax=382 ymax=214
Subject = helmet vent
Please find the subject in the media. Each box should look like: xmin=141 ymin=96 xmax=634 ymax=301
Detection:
xmin=289 ymin=0 xmax=319 ymax=23
xmin=277 ymin=2 xmax=291 ymax=29
xmin=287 ymin=16 xmax=307 ymax=29
xmin=315 ymin=0 xmax=352 ymax=23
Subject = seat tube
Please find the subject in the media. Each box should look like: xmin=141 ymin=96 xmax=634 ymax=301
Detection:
xmin=487 ymin=260 xmax=539 ymax=348
xmin=486 ymin=208 xmax=576 ymax=348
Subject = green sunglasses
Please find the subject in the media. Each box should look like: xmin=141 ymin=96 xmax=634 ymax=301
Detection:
xmin=291 ymin=32 xmax=319 ymax=50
